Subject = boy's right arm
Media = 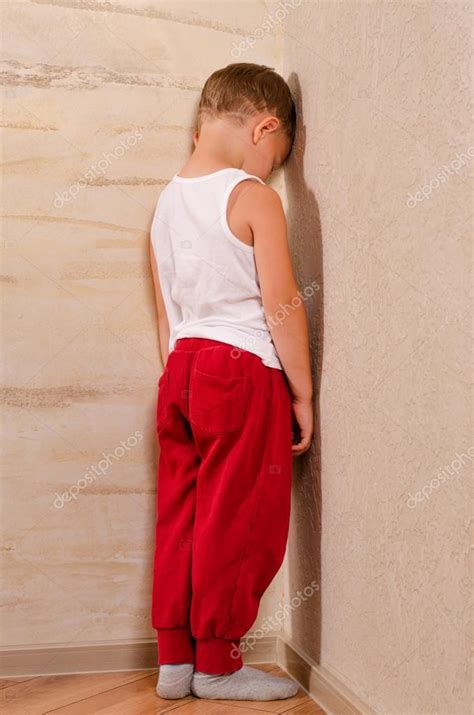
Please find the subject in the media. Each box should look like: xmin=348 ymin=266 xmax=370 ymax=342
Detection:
xmin=150 ymin=240 xmax=170 ymax=368
xmin=236 ymin=183 xmax=314 ymax=455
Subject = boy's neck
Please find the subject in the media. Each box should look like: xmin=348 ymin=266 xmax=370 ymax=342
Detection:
xmin=178 ymin=119 xmax=246 ymax=177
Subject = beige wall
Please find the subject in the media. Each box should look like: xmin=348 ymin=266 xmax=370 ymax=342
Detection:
xmin=283 ymin=2 xmax=472 ymax=714
xmin=1 ymin=0 xmax=284 ymax=651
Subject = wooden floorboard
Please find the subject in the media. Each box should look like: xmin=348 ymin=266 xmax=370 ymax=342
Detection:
xmin=0 ymin=670 xmax=155 ymax=715
xmin=0 ymin=664 xmax=326 ymax=715
xmin=0 ymin=676 xmax=36 ymax=689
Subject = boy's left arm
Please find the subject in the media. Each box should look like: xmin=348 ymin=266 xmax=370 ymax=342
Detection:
xmin=150 ymin=240 xmax=170 ymax=368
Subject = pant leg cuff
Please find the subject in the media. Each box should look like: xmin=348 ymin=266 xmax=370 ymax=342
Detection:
xmin=157 ymin=627 xmax=195 ymax=665
xmin=195 ymin=637 xmax=242 ymax=674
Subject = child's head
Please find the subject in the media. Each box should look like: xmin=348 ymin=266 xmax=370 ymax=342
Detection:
xmin=195 ymin=63 xmax=296 ymax=180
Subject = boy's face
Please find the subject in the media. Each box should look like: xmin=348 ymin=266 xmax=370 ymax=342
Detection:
xmin=244 ymin=117 xmax=292 ymax=181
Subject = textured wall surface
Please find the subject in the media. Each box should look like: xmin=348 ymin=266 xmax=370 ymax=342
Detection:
xmin=1 ymin=0 xmax=284 ymax=651
xmin=283 ymin=2 xmax=472 ymax=714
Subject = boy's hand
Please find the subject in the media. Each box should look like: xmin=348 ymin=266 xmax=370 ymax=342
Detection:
xmin=291 ymin=397 xmax=314 ymax=455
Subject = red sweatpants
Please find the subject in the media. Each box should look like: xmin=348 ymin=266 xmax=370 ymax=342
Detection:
xmin=151 ymin=338 xmax=293 ymax=674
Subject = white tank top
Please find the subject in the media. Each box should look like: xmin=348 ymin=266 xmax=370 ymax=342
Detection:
xmin=151 ymin=167 xmax=282 ymax=370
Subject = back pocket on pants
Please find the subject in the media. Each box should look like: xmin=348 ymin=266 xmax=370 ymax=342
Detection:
xmin=189 ymin=367 xmax=246 ymax=435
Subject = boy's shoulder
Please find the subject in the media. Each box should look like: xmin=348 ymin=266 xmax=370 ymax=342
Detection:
xmin=231 ymin=178 xmax=284 ymax=215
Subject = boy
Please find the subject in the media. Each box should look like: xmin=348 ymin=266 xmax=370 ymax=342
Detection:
xmin=150 ymin=63 xmax=313 ymax=701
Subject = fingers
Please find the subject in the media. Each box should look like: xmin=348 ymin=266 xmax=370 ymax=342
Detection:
xmin=291 ymin=401 xmax=314 ymax=456
xmin=292 ymin=443 xmax=310 ymax=455
xmin=291 ymin=431 xmax=312 ymax=455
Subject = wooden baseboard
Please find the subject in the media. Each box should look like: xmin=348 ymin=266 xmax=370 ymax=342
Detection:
xmin=0 ymin=635 xmax=278 ymax=678
xmin=276 ymin=636 xmax=376 ymax=715
xmin=0 ymin=639 xmax=158 ymax=677
xmin=1 ymin=633 xmax=375 ymax=715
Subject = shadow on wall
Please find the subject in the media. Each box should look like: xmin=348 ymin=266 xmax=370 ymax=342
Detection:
xmin=285 ymin=73 xmax=324 ymax=667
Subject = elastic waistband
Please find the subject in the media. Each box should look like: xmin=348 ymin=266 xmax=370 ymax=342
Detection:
xmin=174 ymin=337 xmax=232 ymax=352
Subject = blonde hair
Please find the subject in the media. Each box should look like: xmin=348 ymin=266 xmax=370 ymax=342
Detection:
xmin=197 ymin=63 xmax=296 ymax=143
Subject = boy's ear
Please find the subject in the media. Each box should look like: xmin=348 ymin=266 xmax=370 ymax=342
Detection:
xmin=253 ymin=116 xmax=280 ymax=144
xmin=192 ymin=130 xmax=199 ymax=147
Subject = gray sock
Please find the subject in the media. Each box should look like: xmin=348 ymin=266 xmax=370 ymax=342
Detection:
xmin=156 ymin=663 xmax=194 ymax=699
xmin=191 ymin=665 xmax=299 ymax=700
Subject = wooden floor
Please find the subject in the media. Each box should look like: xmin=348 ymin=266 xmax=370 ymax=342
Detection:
xmin=0 ymin=663 xmax=326 ymax=714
